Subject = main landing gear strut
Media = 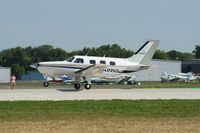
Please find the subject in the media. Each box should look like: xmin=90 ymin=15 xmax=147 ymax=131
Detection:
xmin=74 ymin=75 xmax=91 ymax=90
xmin=74 ymin=83 xmax=91 ymax=90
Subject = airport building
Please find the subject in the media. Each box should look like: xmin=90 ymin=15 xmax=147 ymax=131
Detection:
xmin=182 ymin=59 xmax=200 ymax=73
xmin=135 ymin=59 xmax=181 ymax=81
xmin=21 ymin=71 xmax=44 ymax=80
xmin=0 ymin=66 xmax=11 ymax=83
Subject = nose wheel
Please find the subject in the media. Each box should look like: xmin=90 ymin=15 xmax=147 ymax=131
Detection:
xmin=43 ymin=81 xmax=49 ymax=87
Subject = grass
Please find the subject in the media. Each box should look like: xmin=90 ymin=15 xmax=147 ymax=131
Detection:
xmin=0 ymin=100 xmax=200 ymax=121
xmin=1 ymin=100 xmax=200 ymax=133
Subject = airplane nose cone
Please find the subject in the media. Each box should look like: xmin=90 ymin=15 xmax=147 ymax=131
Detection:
xmin=30 ymin=63 xmax=39 ymax=69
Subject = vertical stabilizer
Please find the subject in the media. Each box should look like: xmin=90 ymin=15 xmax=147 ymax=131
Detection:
xmin=128 ymin=40 xmax=159 ymax=65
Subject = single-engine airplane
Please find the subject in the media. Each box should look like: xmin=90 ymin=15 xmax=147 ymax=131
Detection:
xmin=30 ymin=40 xmax=159 ymax=90
xmin=161 ymin=72 xmax=197 ymax=82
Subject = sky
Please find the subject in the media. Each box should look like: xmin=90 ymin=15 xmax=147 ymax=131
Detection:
xmin=0 ymin=0 xmax=200 ymax=53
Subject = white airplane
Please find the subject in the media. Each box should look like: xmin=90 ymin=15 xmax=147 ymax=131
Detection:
xmin=161 ymin=72 xmax=197 ymax=82
xmin=30 ymin=40 xmax=159 ymax=90
xmin=177 ymin=72 xmax=197 ymax=82
xmin=160 ymin=72 xmax=182 ymax=82
xmin=43 ymin=75 xmax=73 ymax=87
xmin=91 ymin=74 xmax=135 ymax=84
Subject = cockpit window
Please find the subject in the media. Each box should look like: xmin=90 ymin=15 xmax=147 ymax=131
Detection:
xmin=66 ymin=56 xmax=75 ymax=62
xmin=74 ymin=58 xmax=84 ymax=63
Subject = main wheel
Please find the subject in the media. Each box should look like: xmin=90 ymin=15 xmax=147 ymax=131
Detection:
xmin=43 ymin=81 xmax=49 ymax=87
xmin=74 ymin=83 xmax=81 ymax=90
xmin=84 ymin=84 xmax=91 ymax=90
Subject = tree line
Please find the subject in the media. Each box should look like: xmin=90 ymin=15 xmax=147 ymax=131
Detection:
xmin=0 ymin=44 xmax=199 ymax=78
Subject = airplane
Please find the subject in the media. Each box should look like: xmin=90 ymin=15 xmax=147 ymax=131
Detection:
xmin=161 ymin=72 xmax=197 ymax=82
xmin=91 ymin=74 xmax=135 ymax=84
xmin=30 ymin=40 xmax=159 ymax=90
xmin=42 ymin=73 xmax=136 ymax=87
xmin=160 ymin=72 xmax=182 ymax=82
xmin=177 ymin=72 xmax=197 ymax=82
xmin=43 ymin=75 xmax=73 ymax=87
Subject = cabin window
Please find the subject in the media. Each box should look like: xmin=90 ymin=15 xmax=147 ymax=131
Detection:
xmin=110 ymin=61 xmax=116 ymax=66
xmin=74 ymin=58 xmax=84 ymax=63
xmin=90 ymin=60 xmax=96 ymax=64
xmin=100 ymin=60 xmax=106 ymax=64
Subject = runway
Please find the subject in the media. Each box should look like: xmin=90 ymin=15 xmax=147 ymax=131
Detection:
xmin=0 ymin=88 xmax=200 ymax=101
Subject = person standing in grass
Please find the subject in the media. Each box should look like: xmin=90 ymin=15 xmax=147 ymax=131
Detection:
xmin=10 ymin=74 xmax=16 ymax=89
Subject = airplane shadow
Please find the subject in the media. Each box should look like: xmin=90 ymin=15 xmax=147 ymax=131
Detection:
xmin=56 ymin=88 xmax=83 ymax=92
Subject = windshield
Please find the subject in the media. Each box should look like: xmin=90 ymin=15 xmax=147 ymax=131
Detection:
xmin=65 ymin=56 xmax=75 ymax=62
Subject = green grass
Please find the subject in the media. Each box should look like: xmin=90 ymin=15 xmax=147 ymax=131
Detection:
xmin=0 ymin=100 xmax=200 ymax=121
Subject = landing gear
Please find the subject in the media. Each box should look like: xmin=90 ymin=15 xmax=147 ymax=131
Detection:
xmin=74 ymin=75 xmax=81 ymax=90
xmin=43 ymin=81 xmax=49 ymax=87
xmin=84 ymin=84 xmax=91 ymax=90
xmin=73 ymin=75 xmax=92 ymax=90
xmin=74 ymin=83 xmax=81 ymax=90
xmin=83 ymin=77 xmax=92 ymax=90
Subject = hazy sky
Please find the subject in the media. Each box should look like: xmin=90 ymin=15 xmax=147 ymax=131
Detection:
xmin=0 ymin=0 xmax=200 ymax=53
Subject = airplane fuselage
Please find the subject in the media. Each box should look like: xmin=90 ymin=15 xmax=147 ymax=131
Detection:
xmin=37 ymin=55 xmax=148 ymax=78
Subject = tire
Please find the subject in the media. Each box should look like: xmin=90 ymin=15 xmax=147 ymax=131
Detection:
xmin=43 ymin=81 xmax=49 ymax=87
xmin=84 ymin=84 xmax=91 ymax=90
xmin=74 ymin=83 xmax=81 ymax=90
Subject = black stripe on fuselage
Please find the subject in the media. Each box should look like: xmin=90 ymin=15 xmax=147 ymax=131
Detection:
xmin=38 ymin=64 xmax=135 ymax=73
xmin=122 ymin=70 xmax=135 ymax=73
xmin=39 ymin=64 xmax=85 ymax=69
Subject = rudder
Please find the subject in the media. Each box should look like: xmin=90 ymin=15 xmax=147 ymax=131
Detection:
xmin=128 ymin=40 xmax=159 ymax=65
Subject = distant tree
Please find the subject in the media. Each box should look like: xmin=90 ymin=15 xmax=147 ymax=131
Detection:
xmin=153 ymin=50 xmax=169 ymax=60
xmin=0 ymin=44 xmax=69 ymax=77
xmin=68 ymin=44 xmax=134 ymax=58
xmin=167 ymin=50 xmax=180 ymax=60
xmin=11 ymin=64 xmax=25 ymax=79
xmin=181 ymin=53 xmax=194 ymax=61
xmin=193 ymin=45 xmax=200 ymax=59
xmin=167 ymin=50 xmax=193 ymax=61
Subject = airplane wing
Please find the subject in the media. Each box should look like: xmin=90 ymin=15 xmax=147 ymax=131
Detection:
xmin=75 ymin=64 xmax=106 ymax=77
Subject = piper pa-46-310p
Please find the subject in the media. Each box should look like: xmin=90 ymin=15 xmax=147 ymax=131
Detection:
xmin=30 ymin=40 xmax=159 ymax=90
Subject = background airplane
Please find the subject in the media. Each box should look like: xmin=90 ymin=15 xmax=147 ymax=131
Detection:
xmin=161 ymin=72 xmax=197 ymax=82
xmin=43 ymin=75 xmax=73 ymax=87
xmin=43 ymin=74 xmax=138 ymax=87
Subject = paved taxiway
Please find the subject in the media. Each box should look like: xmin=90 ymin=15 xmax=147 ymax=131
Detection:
xmin=0 ymin=88 xmax=200 ymax=101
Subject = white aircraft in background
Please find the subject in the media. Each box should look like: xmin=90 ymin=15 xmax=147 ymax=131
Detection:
xmin=91 ymin=74 xmax=136 ymax=84
xmin=43 ymin=75 xmax=73 ymax=87
xmin=160 ymin=72 xmax=182 ymax=82
xmin=177 ymin=72 xmax=197 ymax=82
xmin=161 ymin=72 xmax=197 ymax=82
xmin=30 ymin=40 xmax=159 ymax=90
xmin=43 ymin=74 xmax=138 ymax=87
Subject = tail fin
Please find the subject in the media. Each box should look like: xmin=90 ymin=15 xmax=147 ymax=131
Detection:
xmin=128 ymin=40 xmax=159 ymax=65
xmin=161 ymin=72 xmax=168 ymax=76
